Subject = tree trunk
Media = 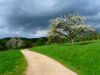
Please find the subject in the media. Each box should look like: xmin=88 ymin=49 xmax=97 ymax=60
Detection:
xmin=80 ymin=34 xmax=83 ymax=42
xmin=93 ymin=34 xmax=95 ymax=41
xmin=71 ymin=39 xmax=74 ymax=45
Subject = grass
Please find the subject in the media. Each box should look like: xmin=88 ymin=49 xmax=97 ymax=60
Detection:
xmin=30 ymin=40 xmax=100 ymax=75
xmin=0 ymin=50 xmax=27 ymax=75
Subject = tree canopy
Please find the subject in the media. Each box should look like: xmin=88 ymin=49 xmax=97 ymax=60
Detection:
xmin=48 ymin=14 xmax=96 ymax=44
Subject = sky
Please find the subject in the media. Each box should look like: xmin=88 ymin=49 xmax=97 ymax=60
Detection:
xmin=0 ymin=0 xmax=100 ymax=38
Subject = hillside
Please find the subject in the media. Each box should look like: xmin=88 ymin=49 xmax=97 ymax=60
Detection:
xmin=0 ymin=37 xmax=44 ymax=41
xmin=30 ymin=40 xmax=100 ymax=75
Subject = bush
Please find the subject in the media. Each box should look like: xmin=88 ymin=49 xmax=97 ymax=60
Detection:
xmin=23 ymin=41 xmax=34 ymax=48
xmin=34 ymin=38 xmax=46 ymax=46
xmin=0 ymin=41 xmax=7 ymax=51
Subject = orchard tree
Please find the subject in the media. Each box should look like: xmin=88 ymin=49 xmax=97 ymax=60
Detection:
xmin=78 ymin=24 xmax=96 ymax=41
xmin=88 ymin=25 xmax=96 ymax=40
xmin=48 ymin=17 xmax=66 ymax=43
xmin=48 ymin=14 xmax=96 ymax=45
xmin=6 ymin=37 xmax=24 ymax=49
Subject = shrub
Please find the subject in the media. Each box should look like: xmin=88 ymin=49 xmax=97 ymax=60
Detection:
xmin=34 ymin=38 xmax=46 ymax=46
xmin=0 ymin=41 xmax=7 ymax=51
xmin=23 ymin=40 xmax=34 ymax=48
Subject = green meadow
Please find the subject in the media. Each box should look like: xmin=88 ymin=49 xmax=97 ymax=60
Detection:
xmin=0 ymin=50 xmax=27 ymax=75
xmin=30 ymin=40 xmax=100 ymax=75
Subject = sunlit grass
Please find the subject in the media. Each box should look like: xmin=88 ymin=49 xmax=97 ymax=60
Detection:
xmin=30 ymin=40 xmax=100 ymax=75
xmin=0 ymin=50 xmax=27 ymax=75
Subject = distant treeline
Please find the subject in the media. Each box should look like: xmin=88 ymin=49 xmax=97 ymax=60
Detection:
xmin=0 ymin=37 xmax=47 ymax=51
xmin=0 ymin=32 xmax=100 ymax=51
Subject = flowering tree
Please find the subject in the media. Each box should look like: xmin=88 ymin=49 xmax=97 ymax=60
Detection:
xmin=87 ymin=25 xmax=96 ymax=40
xmin=76 ymin=24 xmax=96 ymax=41
xmin=48 ymin=14 xmax=96 ymax=45
xmin=48 ymin=17 xmax=66 ymax=43
xmin=6 ymin=37 xmax=24 ymax=49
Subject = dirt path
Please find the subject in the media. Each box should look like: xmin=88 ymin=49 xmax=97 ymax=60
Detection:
xmin=21 ymin=49 xmax=77 ymax=75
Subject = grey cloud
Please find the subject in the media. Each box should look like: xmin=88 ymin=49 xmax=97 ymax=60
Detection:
xmin=0 ymin=0 xmax=100 ymax=38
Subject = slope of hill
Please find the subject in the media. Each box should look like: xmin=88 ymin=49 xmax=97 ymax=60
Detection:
xmin=30 ymin=40 xmax=100 ymax=75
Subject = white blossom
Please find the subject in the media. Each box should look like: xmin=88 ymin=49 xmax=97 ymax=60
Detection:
xmin=6 ymin=37 xmax=24 ymax=49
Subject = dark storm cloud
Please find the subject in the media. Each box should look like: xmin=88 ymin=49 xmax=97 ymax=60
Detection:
xmin=7 ymin=0 xmax=88 ymax=30
xmin=0 ymin=0 xmax=100 ymax=38
xmin=8 ymin=14 xmax=52 ymax=32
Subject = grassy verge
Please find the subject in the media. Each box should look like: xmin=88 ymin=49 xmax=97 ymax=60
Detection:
xmin=0 ymin=50 xmax=27 ymax=75
xmin=30 ymin=40 xmax=100 ymax=75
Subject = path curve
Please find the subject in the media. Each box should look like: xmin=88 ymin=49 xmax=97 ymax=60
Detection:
xmin=21 ymin=49 xmax=77 ymax=75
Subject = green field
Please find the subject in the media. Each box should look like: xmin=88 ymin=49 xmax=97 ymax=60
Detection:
xmin=0 ymin=50 xmax=27 ymax=75
xmin=30 ymin=40 xmax=100 ymax=75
